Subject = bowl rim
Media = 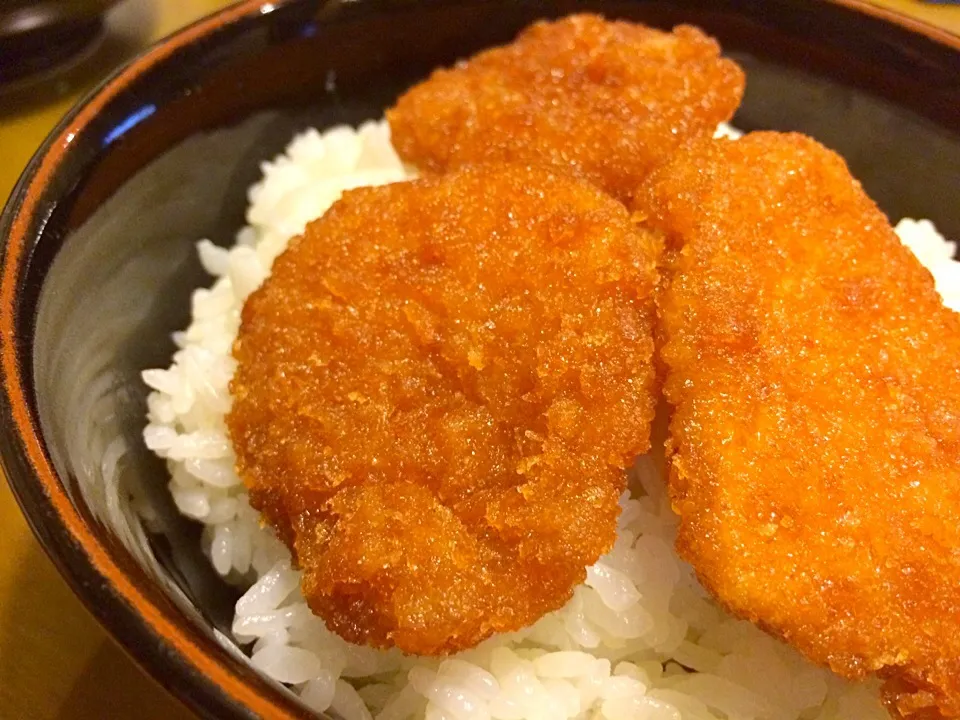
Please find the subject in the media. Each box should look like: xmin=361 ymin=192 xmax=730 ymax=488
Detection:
xmin=0 ymin=3 xmax=318 ymax=718
xmin=0 ymin=0 xmax=958 ymax=718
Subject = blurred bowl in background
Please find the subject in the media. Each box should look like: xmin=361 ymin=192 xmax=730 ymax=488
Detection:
xmin=0 ymin=0 xmax=121 ymax=85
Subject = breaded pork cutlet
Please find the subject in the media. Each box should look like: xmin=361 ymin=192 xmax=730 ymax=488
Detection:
xmin=387 ymin=14 xmax=744 ymax=202
xmin=227 ymin=165 xmax=661 ymax=655
xmin=634 ymin=131 xmax=960 ymax=719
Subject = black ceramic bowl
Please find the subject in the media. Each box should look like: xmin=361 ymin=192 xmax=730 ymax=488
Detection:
xmin=1 ymin=1 xmax=958 ymax=718
xmin=0 ymin=0 xmax=122 ymax=85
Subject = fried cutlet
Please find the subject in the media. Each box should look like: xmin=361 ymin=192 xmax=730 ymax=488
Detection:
xmin=387 ymin=14 xmax=744 ymax=202
xmin=227 ymin=165 xmax=661 ymax=655
xmin=633 ymin=131 xmax=960 ymax=719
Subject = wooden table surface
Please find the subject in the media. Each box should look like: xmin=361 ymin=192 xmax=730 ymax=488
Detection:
xmin=0 ymin=1 xmax=958 ymax=718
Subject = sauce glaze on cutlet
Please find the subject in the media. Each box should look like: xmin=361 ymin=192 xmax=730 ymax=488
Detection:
xmin=227 ymin=164 xmax=661 ymax=655
xmin=387 ymin=14 xmax=745 ymax=202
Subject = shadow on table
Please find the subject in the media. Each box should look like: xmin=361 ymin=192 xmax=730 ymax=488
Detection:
xmin=0 ymin=498 xmax=193 ymax=719
xmin=58 ymin=638 xmax=196 ymax=720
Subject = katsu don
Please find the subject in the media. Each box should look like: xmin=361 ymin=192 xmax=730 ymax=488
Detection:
xmin=635 ymin=132 xmax=960 ymax=719
xmin=387 ymin=14 xmax=744 ymax=202
xmin=227 ymin=164 xmax=661 ymax=655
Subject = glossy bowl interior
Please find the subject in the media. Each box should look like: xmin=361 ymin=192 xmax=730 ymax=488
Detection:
xmin=1 ymin=0 xmax=959 ymax=718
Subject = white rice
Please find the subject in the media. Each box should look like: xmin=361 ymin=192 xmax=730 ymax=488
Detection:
xmin=142 ymin=120 xmax=958 ymax=720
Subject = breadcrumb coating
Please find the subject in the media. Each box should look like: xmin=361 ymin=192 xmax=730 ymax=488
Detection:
xmin=635 ymin=131 xmax=960 ymax=719
xmin=387 ymin=14 xmax=744 ymax=202
xmin=228 ymin=165 xmax=660 ymax=655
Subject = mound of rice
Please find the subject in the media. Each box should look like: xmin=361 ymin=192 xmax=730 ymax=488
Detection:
xmin=142 ymin=121 xmax=958 ymax=720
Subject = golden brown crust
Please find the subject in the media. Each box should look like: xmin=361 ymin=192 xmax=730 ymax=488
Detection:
xmin=227 ymin=165 xmax=660 ymax=655
xmin=387 ymin=14 xmax=744 ymax=202
xmin=635 ymin=131 xmax=960 ymax=719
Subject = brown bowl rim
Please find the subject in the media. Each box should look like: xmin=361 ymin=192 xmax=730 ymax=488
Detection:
xmin=1 ymin=3 xmax=315 ymax=717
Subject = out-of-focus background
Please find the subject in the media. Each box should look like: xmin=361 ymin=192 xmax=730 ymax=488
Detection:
xmin=0 ymin=0 xmax=958 ymax=718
